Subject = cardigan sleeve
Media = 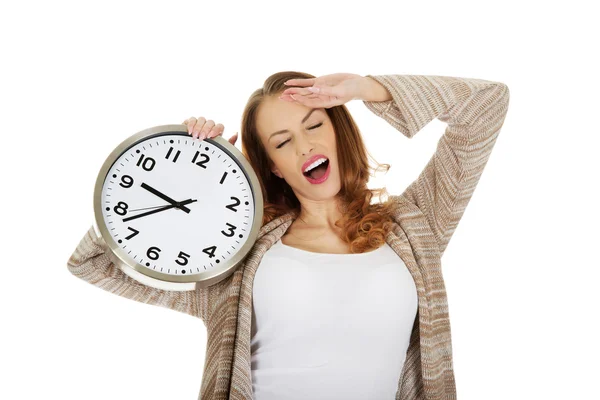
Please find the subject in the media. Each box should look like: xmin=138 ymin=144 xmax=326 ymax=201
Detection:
xmin=362 ymin=74 xmax=510 ymax=256
xmin=66 ymin=225 xmax=211 ymax=324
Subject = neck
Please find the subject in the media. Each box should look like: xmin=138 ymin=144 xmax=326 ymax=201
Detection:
xmin=295 ymin=196 xmax=345 ymax=230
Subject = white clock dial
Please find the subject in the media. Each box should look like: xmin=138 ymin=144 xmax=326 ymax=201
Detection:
xmin=100 ymin=132 xmax=255 ymax=277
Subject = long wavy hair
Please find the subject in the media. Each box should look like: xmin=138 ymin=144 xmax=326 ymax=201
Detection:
xmin=240 ymin=71 xmax=399 ymax=253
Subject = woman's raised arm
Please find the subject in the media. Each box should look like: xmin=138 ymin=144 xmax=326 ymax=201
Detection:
xmin=362 ymin=74 xmax=510 ymax=257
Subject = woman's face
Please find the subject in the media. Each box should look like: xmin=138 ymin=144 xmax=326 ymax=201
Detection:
xmin=256 ymin=95 xmax=341 ymax=201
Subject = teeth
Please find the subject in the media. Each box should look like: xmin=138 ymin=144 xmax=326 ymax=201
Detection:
xmin=304 ymin=158 xmax=327 ymax=173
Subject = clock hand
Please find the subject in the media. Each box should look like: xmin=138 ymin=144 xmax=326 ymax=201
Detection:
xmin=140 ymin=182 xmax=192 ymax=213
xmin=130 ymin=198 xmax=198 ymax=213
xmin=130 ymin=204 xmax=174 ymax=212
xmin=122 ymin=198 xmax=196 ymax=222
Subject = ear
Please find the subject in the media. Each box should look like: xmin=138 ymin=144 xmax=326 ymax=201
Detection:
xmin=268 ymin=159 xmax=282 ymax=178
xmin=271 ymin=166 xmax=282 ymax=179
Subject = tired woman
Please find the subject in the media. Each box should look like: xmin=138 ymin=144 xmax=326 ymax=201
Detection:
xmin=68 ymin=71 xmax=510 ymax=399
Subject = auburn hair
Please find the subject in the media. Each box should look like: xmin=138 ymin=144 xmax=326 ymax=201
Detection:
xmin=239 ymin=71 xmax=399 ymax=254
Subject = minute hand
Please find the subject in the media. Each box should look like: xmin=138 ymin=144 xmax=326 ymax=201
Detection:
xmin=122 ymin=198 xmax=197 ymax=222
xmin=141 ymin=182 xmax=191 ymax=213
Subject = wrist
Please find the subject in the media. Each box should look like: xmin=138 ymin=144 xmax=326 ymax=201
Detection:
xmin=359 ymin=76 xmax=393 ymax=102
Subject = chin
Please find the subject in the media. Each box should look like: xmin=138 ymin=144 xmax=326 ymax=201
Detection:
xmin=304 ymin=176 xmax=341 ymax=199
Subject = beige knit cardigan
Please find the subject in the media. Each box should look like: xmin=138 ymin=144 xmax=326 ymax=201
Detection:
xmin=67 ymin=74 xmax=510 ymax=399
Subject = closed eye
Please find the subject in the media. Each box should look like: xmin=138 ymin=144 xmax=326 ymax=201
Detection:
xmin=276 ymin=122 xmax=323 ymax=149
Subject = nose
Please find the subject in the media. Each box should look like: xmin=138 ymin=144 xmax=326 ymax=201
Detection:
xmin=296 ymin=133 xmax=315 ymax=156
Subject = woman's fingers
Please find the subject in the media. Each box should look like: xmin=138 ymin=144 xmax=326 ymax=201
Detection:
xmin=228 ymin=132 xmax=239 ymax=145
xmin=184 ymin=116 xmax=197 ymax=134
xmin=199 ymin=120 xmax=215 ymax=140
xmin=280 ymin=89 xmax=321 ymax=102
xmin=191 ymin=117 xmax=206 ymax=138
xmin=283 ymin=85 xmax=340 ymax=101
xmin=281 ymin=73 xmax=361 ymax=107
xmin=183 ymin=116 xmax=197 ymax=125
xmin=284 ymin=78 xmax=315 ymax=87
xmin=184 ymin=117 xmax=229 ymax=142
xmin=281 ymin=87 xmax=314 ymax=96
xmin=284 ymin=92 xmax=342 ymax=109
xmin=308 ymin=85 xmax=340 ymax=97
xmin=207 ymin=123 xmax=224 ymax=139
xmin=284 ymin=93 xmax=322 ymax=107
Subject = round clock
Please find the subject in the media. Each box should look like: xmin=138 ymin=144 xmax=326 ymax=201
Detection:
xmin=92 ymin=124 xmax=264 ymax=291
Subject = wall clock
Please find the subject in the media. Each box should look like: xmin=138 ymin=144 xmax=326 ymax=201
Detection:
xmin=92 ymin=124 xmax=263 ymax=291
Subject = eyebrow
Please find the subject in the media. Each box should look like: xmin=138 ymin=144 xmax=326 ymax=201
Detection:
xmin=268 ymin=108 xmax=321 ymax=141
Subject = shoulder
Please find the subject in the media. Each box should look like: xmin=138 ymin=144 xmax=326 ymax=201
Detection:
xmin=387 ymin=194 xmax=432 ymax=229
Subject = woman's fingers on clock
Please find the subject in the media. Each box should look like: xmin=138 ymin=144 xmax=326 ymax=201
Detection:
xmin=206 ymin=123 xmax=225 ymax=139
xmin=228 ymin=132 xmax=239 ymax=145
xmin=183 ymin=116 xmax=197 ymax=125
xmin=198 ymin=120 xmax=216 ymax=140
xmin=193 ymin=117 xmax=208 ymax=138
xmin=184 ymin=116 xmax=197 ymax=134
xmin=188 ymin=117 xmax=206 ymax=138
xmin=184 ymin=117 xmax=226 ymax=141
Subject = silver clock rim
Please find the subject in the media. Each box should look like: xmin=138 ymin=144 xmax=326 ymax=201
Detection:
xmin=93 ymin=124 xmax=264 ymax=289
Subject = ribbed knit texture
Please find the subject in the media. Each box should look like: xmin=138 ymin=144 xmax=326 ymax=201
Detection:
xmin=67 ymin=74 xmax=510 ymax=399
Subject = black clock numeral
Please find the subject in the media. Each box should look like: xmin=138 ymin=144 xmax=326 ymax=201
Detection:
xmin=147 ymin=246 xmax=161 ymax=260
xmin=175 ymin=251 xmax=190 ymax=266
xmin=221 ymin=222 xmax=237 ymax=237
xmin=113 ymin=201 xmax=129 ymax=216
xmin=202 ymin=245 xmax=217 ymax=259
xmin=125 ymin=226 xmax=139 ymax=240
xmin=225 ymin=196 xmax=240 ymax=212
xmin=136 ymin=153 xmax=156 ymax=171
xmin=191 ymin=150 xmax=210 ymax=169
xmin=165 ymin=147 xmax=181 ymax=163
xmin=219 ymin=171 xmax=228 ymax=184
xmin=119 ymin=175 xmax=134 ymax=188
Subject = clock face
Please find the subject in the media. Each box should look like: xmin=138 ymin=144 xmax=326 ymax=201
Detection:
xmin=98 ymin=131 xmax=258 ymax=280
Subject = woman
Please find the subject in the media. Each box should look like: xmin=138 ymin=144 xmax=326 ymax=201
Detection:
xmin=67 ymin=71 xmax=510 ymax=400
xmin=185 ymin=72 xmax=399 ymax=255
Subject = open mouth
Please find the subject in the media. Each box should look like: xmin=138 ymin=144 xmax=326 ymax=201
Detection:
xmin=303 ymin=158 xmax=330 ymax=180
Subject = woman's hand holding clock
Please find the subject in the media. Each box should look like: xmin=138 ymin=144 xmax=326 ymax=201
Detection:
xmin=183 ymin=116 xmax=239 ymax=144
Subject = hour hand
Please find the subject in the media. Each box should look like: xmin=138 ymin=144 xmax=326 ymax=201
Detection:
xmin=141 ymin=182 xmax=191 ymax=213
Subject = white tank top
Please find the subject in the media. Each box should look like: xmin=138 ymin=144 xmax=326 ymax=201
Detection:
xmin=251 ymin=238 xmax=418 ymax=400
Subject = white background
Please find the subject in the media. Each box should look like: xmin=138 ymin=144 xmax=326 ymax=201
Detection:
xmin=2 ymin=0 xmax=598 ymax=399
